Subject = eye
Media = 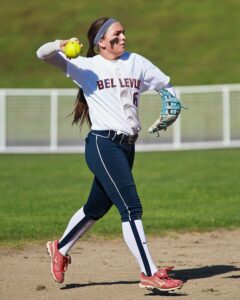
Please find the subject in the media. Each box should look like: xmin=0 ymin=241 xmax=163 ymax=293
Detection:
xmin=115 ymin=30 xmax=125 ymax=36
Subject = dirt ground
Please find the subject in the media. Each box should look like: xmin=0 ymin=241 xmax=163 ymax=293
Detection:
xmin=1 ymin=230 xmax=240 ymax=300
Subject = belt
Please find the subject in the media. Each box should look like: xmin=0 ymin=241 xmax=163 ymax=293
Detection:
xmin=91 ymin=130 xmax=138 ymax=144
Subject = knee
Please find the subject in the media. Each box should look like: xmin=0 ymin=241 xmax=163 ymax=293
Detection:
xmin=120 ymin=204 xmax=143 ymax=222
xmin=83 ymin=204 xmax=111 ymax=221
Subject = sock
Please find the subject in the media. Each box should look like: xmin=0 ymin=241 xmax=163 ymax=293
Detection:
xmin=122 ymin=219 xmax=158 ymax=276
xmin=58 ymin=207 xmax=95 ymax=256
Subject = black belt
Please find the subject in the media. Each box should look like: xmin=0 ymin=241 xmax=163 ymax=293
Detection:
xmin=91 ymin=130 xmax=138 ymax=144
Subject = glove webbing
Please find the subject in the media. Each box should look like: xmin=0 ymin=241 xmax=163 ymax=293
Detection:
xmin=160 ymin=89 xmax=184 ymax=115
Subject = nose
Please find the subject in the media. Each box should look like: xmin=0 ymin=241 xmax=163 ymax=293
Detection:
xmin=120 ymin=32 xmax=126 ymax=40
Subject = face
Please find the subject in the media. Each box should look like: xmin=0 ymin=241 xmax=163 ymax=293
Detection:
xmin=99 ymin=22 xmax=126 ymax=59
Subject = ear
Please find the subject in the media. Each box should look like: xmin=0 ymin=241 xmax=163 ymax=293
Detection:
xmin=99 ymin=39 xmax=106 ymax=49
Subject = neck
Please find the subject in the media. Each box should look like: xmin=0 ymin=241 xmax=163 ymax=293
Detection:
xmin=100 ymin=50 xmax=123 ymax=61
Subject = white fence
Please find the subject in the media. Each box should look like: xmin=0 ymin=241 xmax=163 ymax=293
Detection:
xmin=0 ymin=84 xmax=240 ymax=153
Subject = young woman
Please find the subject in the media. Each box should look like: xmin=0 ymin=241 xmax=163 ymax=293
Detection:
xmin=36 ymin=17 xmax=183 ymax=292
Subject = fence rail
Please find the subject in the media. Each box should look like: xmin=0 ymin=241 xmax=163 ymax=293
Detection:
xmin=0 ymin=84 xmax=240 ymax=153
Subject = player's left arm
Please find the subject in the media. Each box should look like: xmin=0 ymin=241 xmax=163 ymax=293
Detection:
xmin=136 ymin=55 xmax=186 ymax=135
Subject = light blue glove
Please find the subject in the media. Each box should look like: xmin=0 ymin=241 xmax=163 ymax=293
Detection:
xmin=148 ymin=89 xmax=185 ymax=133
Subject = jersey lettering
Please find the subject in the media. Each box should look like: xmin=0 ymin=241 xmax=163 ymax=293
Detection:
xmin=96 ymin=78 xmax=141 ymax=90
xmin=110 ymin=78 xmax=117 ymax=88
xmin=96 ymin=80 xmax=104 ymax=90
xmin=104 ymin=79 xmax=111 ymax=88
xmin=119 ymin=78 xmax=141 ymax=89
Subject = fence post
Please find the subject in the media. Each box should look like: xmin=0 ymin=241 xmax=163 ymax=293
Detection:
xmin=173 ymin=89 xmax=181 ymax=149
xmin=50 ymin=89 xmax=58 ymax=152
xmin=222 ymin=86 xmax=230 ymax=146
xmin=0 ymin=90 xmax=6 ymax=152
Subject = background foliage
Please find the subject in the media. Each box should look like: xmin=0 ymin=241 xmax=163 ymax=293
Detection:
xmin=0 ymin=0 xmax=239 ymax=87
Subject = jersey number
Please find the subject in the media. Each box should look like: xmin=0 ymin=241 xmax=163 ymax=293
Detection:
xmin=133 ymin=92 xmax=138 ymax=107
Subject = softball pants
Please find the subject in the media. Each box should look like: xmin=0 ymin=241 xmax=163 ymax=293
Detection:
xmin=58 ymin=130 xmax=158 ymax=276
xmin=84 ymin=130 xmax=142 ymax=222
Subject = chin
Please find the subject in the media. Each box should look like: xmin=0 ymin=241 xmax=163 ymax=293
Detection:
xmin=118 ymin=49 xmax=125 ymax=56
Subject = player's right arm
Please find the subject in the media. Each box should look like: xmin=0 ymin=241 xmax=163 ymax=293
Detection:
xmin=36 ymin=40 xmax=71 ymax=73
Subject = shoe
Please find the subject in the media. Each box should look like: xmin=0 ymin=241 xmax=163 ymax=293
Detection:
xmin=46 ymin=240 xmax=71 ymax=283
xmin=139 ymin=266 xmax=183 ymax=291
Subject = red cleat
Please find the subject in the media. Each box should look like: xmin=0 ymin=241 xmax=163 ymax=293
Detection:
xmin=139 ymin=267 xmax=183 ymax=291
xmin=46 ymin=240 xmax=71 ymax=283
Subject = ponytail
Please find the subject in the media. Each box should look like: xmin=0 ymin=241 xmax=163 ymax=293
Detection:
xmin=72 ymin=17 xmax=111 ymax=129
xmin=72 ymin=88 xmax=91 ymax=127
xmin=72 ymin=44 xmax=96 ymax=129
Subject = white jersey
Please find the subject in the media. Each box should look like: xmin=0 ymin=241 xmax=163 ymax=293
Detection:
xmin=64 ymin=52 xmax=170 ymax=135
xmin=36 ymin=41 xmax=170 ymax=135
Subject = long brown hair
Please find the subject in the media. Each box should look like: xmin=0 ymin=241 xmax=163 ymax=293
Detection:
xmin=72 ymin=17 xmax=110 ymax=128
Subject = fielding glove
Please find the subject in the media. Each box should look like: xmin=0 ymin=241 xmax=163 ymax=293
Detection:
xmin=148 ymin=89 xmax=185 ymax=134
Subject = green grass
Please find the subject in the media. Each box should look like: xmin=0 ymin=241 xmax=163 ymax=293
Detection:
xmin=0 ymin=149 xmax=240 ymax=245
xmin=0 ymin=0 xmax=240 ymax=87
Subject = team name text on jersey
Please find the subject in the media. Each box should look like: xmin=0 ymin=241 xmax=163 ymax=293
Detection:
xmin=97 ymin=78 xmax=141 ymax=90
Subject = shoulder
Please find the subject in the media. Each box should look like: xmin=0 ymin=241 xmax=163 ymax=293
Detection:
xmin=67 ymin=55 xmax=97 ymax=68
xmin=135 ymin=53 xmax=154 ymax=66
xmin=119 ymin=52 xmax=143 ymax=61
xmin=126 ymin=52 xmax=154 ymax=67
xmin=71 ymin=55 xmax=92 ymax=63
xmin=118 ymin=52 xmax=150 ymax=64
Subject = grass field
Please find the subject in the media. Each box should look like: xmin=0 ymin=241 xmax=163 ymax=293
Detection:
xmin=0 ymin=0 xmax=239 ymax=87
xmin=0 ymin=148 xmax=239 ymax=245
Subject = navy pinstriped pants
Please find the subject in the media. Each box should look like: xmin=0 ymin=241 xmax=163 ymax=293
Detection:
xmin=83 ymin=131 xmax=143 ymax=222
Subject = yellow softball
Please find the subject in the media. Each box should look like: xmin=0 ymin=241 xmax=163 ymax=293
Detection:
xmin=63 ymin=41 xmax=82 ymax=59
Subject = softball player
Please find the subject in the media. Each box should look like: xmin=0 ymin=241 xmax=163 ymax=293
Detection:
xmin=37 ymin=17 xmax=183 ymax=292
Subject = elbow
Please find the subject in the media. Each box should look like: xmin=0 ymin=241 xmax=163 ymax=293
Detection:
xmin=36 ymin=47 xmax=45 ymax=59
xmin=36 ymin=48 xmax=42 ymax=59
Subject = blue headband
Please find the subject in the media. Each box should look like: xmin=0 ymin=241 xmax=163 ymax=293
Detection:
xmin=93 ymin=18 xmax=118 ymax=46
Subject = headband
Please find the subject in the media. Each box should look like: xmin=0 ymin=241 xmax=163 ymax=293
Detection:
xmin=93 ymin=18 xmax=118 ymax=46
